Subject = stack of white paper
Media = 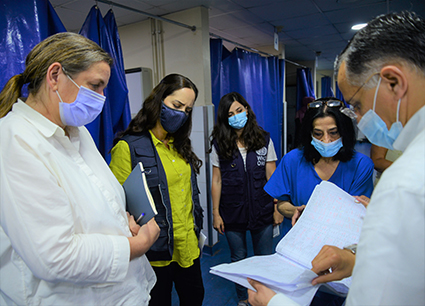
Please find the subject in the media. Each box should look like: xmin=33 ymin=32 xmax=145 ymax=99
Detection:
xmin=210 ymin=181 xmax=366 ymax=306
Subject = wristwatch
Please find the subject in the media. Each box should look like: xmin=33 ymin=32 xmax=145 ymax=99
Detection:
xmin=343 ymin=244 xmax=357 ymax=255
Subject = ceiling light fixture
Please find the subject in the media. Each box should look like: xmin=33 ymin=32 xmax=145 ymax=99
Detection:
xmin=351 ymin=23 xmax=368 ymax=30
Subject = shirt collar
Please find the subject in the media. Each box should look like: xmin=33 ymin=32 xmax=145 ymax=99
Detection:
xmin=14 ymin=99 xmax=78 ymax=138
xmin=149 ymin=129 xmax=174 ymax=147
xmin=393 ymin=105 xmax=425 ymax=152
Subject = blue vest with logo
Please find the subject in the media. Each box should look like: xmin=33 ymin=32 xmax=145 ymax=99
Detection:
xmin=122 ymin=132 xmax=203 ymax=261
xmin=213 ymin=133 xmax=274 ymax=231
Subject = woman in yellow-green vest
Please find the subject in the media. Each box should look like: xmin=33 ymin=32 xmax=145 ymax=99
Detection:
xmin=109 ymin=74 xmax=204 ymax=306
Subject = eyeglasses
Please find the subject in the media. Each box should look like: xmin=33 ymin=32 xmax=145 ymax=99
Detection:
xmin=345 ymin=73 xmax=380 ymax=105
xmin=307 ymin=98 xmax=343 ymax=109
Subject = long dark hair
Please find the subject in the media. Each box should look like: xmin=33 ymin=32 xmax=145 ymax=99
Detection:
xmin=299 ymin=98 xmax=356 ymax=164
xmin=115 ymin=74 xmax=202 ymax=173
xmin=210 ymin=92 xmax=267 ymax=159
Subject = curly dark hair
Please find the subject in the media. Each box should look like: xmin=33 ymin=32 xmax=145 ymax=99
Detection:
xmin=299 ymin=97 xmax=356 ymax=164
xmin=114 ymin=73 xmax=202 ymax=173
xmin=210 ymin=92 xmax=267 ymax=159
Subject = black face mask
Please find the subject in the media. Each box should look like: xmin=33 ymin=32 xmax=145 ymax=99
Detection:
xmin=160 ymin=102 xmax=189 ymax=133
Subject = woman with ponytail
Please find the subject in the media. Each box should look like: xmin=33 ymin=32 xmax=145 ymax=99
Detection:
xmin=0 ymin=32 xmax=159 ymax=305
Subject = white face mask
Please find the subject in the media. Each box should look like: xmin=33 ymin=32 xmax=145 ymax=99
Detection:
xmin=357 ymin=77 xmax=403 ymax=150
xmin=56 ymin=73 xmax=106 ymax=127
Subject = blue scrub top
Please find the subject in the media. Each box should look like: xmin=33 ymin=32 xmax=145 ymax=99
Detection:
xmin=265 ymin=148 xmax=374 ymax=235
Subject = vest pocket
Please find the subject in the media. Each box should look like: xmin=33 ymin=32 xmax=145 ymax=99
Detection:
xmin=150 ymin=215 xmax=168 ymax=252
xmin=252 ymin=170 xmax=266 ymax=188
xmin=134 ymin=148 xmax=159 ymax=186
xmin=221 ymin=176 xmax=243 ymax=202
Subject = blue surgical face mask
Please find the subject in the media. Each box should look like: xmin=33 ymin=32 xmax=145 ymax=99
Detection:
xmin=357 ymin=77 xmax=403 ymax=150
xmin=160 ymin=102 xmax=189 ymax=133
xmin=228 ymin=111 xmax=248 ymax=129
xmin=311 ymin=137 xmax=343 ymax=157
xmin=57 ymin=74 xmax=106 ymax=127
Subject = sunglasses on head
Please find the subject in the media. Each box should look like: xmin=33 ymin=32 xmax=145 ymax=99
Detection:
xmin=307 ymin=98 xmax=357 ymax=119
xmin=307 ymin=98 xmax=343 ymax=109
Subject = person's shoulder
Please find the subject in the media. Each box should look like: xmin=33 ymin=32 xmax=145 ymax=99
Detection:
xmin=280 ymin=148 xmax=304 ymax=164
xmin=351 ymin=150 xmax=374 ymax=167
xmin=0 ymin=111 xmax=35 ymax=140
xmin=122 ymin=131 xmax=150 ymax=144
xmin=285 ymin=148 xmax=304 ymax=159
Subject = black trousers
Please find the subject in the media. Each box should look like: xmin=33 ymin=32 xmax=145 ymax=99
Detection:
xmin=149 ymin=257 xmax=204 ymax=306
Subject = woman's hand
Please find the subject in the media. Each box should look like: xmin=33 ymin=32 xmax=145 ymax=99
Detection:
xmin=213 ymin=211 xmax=225 ymax=235
xmin=354 ymin=195 xmax=370 ymax=208
xmin=128 ymin=218 xmax=160 ymax=260
xmin=291 ymin=205 xmax=306 ymax=226
xmin=127 ymin=212 xmax=140 ymax=236
xmin=273 ymin=201 xmax=284 ymax=226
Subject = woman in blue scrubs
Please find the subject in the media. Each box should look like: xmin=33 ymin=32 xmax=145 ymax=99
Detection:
xmin=265 ymin=97 xmax=374 ymax=235
xmin=264 ymin=97 xmax=374 ymax=306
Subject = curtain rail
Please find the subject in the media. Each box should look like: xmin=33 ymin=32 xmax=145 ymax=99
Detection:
xmin=97 ymin=0 xmax=307 ymax=69
xmin=209 ymin=33 xmax=307 ymax=68
xmin=96 ymin=0 xmax=196 ymax=32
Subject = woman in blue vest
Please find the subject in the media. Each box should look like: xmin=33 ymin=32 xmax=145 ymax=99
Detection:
xmin=210 ymin=92 xmax=283 ymax=306
xmin=109 ymin=74 xmax=204 ymax=306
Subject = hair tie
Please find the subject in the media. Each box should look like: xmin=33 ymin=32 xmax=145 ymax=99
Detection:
xmin=21 ymin=73 xmax=30 ymax=85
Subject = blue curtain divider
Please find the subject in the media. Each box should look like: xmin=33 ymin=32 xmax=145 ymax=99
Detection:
xmin=321 ymin=76 xmax=334 ymax=98
xmin=296 ymin=68 xmax=315 ymax=111
xmin=0 ymin=0 xmax=66 ymax=91
xmin=79 ymin=6 xmax=131 ymax=163
xmin=103 ymin=9 xmax=131 ymax=133
xmin=210 ymin=38 xmax=284 ymax=160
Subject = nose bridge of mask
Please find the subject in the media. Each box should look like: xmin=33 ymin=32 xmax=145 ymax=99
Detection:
xmin=233 ymin=111 xmax=246 ymax=121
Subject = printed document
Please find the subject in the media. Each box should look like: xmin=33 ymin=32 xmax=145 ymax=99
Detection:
xmin=210 ymin=181 xmax=366 ymax=306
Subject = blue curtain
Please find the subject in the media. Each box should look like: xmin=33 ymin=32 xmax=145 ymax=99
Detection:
xmin=210 ymin=39 xmax=284 ymax=159
xmin=103 ymin=9 xmax=131 ymax=142
xmin=79 ymin=6 xmax=131 ymax=163
xmin=0 ymin=0 xmax=66 ymax=91
xmin=296 ymin=68 xmax=315 ymax=111
xmin=321 ymin=76 xmax=334 ymax=98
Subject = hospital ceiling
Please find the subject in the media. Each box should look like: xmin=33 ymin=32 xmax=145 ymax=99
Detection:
xmin=50 ymin=0 xmax=425 ymax=71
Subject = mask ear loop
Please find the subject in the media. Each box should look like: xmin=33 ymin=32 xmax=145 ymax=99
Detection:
xmin=373 ymin=77 xmax=382 ymax=112
xmin=62 ymin=67 xmax=80 ymax=89
xmin=396 ymin=98 xmax=401 ymax=123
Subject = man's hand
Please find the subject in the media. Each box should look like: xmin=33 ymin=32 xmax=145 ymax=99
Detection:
xmin=291 ymin=205 xmax=305 ymax=226
xmin=311 ymin=245 xmax=356 ymax=285
xmin=354 ymin=195 xmax=370 ymax=208
xmin=248 ymin=278 xmax=277 ymax=306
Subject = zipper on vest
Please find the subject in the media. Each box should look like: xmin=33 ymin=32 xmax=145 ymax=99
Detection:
xmin=158 ymin=184 xmax=172 ymax=246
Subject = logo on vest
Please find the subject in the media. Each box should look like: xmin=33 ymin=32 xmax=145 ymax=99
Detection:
xmin=256 ymin=146 xmax=267 ymax=167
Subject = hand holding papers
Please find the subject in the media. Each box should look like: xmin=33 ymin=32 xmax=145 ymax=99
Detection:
xmin=210 ymin=181 xmax=366 ymax=306
xmin=123 ymin=162 xmax=157 ymax=226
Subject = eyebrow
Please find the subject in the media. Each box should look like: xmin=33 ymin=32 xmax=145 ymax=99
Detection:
xmin=313 ymin=127 xmax=338 ymax=132
xmin=172 ymin=99 xmax=186 ymax=106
